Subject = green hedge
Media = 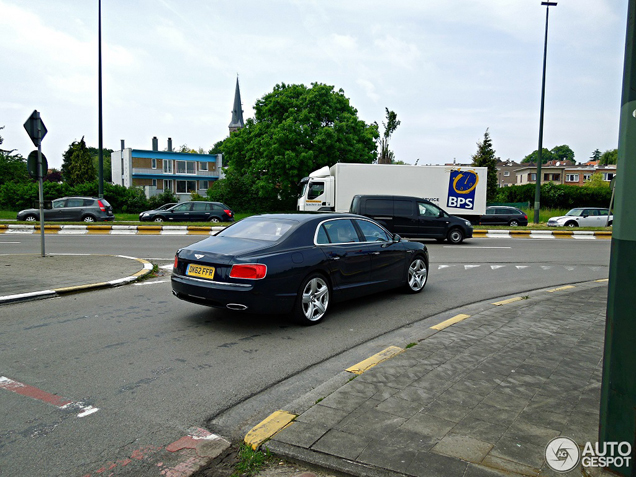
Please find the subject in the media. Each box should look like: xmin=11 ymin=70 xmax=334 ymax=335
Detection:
xmin=0 ymin=181 xmax=176 ymax=214
xmin=495 ymin=183 xmax=611 ymax=209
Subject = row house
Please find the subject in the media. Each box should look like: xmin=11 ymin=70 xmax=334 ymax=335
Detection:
xmin=112 ymin=137 xmax=224 ymax=201
xmin=511 ymin=163 xmax=616 ymax=186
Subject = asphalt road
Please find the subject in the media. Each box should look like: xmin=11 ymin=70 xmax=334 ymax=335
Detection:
xmin=0 ymin=234 xmax=611 ymax=476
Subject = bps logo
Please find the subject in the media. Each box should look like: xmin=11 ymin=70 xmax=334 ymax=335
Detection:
xmin=447 ymin=169 xmax=479 ymax=210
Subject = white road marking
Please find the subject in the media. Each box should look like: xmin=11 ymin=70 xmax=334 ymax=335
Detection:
xmin=444 ymin=246 xmax=512 ymax=249
xmin=134 ymin=280 xmax=170 ymax=286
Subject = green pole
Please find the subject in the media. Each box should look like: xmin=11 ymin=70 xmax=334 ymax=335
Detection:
xmin=599 ymin=1 xmax=636 ymax=475
xmin=534 ymin=2 xmax=557 ymax=224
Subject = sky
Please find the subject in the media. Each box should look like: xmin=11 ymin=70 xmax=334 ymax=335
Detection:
xmin=0 ymin=0 xmax=628 ymax=170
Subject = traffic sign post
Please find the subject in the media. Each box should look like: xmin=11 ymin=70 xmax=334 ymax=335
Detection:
xmin=23 ymin=110 xmax=47 ymax=257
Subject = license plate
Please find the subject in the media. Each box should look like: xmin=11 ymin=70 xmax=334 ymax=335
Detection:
xmin=186 ymin=264 xmax=215 ymax=280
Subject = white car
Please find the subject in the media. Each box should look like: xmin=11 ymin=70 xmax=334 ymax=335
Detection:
xmin=547 ymin=208 xmax=612 ymax=227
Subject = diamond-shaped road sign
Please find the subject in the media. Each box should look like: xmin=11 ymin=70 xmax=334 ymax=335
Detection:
xmin=24 ymin=110 xmax=47 ymax=147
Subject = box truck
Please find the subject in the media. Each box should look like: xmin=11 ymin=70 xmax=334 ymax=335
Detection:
xmin=297 ymin=163 xmax=488 ymax=221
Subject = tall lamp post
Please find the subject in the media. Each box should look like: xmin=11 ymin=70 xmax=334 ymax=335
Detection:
xmin=534 ymin=1 xmax=557 ymax=224
xmin=98 ymin=0 xmax=104 ymax=198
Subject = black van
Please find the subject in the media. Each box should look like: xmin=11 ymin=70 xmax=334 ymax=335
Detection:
xmin=349 ymin=195 xmax=473 ymax=244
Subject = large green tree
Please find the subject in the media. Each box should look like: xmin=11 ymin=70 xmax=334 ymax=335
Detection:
xmin=218 ymin=82 xmax=379 ymax=208
xmin=88 ymin=147 xmax=113 ymax=182
xmin=599 ymin=149 xmax=618 ymax=165
xmin=378 ymin=108 xmax=401 ymax=164
xmin=61 ymin=137 xmax=97 ymax=186
xmin=0 ymin=127 xmax=29 ymax=185
xmin=471 ymin=129 xmax=499 ymax=201
xmin=521 ymin=144 xmax=575 ymax=164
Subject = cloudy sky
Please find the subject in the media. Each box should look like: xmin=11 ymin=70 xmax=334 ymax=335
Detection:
xmin=0 ymin=0 xmax=627 ymax=170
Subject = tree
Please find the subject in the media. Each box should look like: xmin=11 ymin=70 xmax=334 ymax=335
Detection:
xmin=471 ymin=129 xmax=499 ymax=201
xmin=377 ymin=108 xmax=401 ymax=164
xmin=591 ymin=149 xmax=602 ymax=162
xmin=521 ymin=145 xmax=574 ymax=164
xmin=218 ymin=82 xmax=379 ymax=209
xmin=61 ymin=137 xmax=97 ymax=186
xmin=88 ymin=147 xmax=113 ymax=182
xmin=584 ymin=172 xmax=610 ymax=188
xmin=0 ymin=126 xmax=29 ymax=184
xmin=599 ymin=149 xmax=618 ymax=165
xmin=550 ymin=145 xmax=575 ymax=163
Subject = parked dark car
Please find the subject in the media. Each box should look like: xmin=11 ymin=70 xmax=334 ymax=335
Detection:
xmin=139 ymin=201 xmax=234 ymax=223
xmin=171 ymin=213 xmax=429 ymax=325
xmin=349 ymin=195 xmax=473 ymax=244
xmin=16 ymin=196 xmax=114 ymax=222
xmin=479 ymin=206 xmax=528 ymax=226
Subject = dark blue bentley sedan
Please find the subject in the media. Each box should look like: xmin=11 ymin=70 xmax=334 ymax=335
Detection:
xmin=171 ymin=213 xmax=429 ymax=325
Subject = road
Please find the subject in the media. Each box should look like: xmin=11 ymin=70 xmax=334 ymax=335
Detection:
xmin=0 ymin=234 xmax=611 ymax=476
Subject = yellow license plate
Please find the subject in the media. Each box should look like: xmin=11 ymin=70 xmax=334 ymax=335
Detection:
xmin=186 ymin=264 xmax=215 ymax=279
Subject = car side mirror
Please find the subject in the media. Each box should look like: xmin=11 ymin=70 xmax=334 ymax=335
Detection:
xmin=393 ymin=234 xmax=402 ymax=243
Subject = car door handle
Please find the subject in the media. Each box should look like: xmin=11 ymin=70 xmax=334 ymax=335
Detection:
xmin=330 ymin=256 xmax=341 ymax=260
xmin=370 ymin=251 xmax=380 ymax=255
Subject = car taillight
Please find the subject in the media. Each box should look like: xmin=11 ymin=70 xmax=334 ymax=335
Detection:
xmin=97 ymin=200 xmax=106 ymax=212
xmin=524 ymin=214 xmax=528 ymax=220
xmin=174 ymin=255 xmax=179 ymax=269
xmin=229 ymin=264 xmax=267 ymax=280
xmin=224 ymin=209 xmax=233 ymax=217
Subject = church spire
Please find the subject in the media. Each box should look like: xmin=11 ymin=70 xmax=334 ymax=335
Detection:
xmin=228 ymin=76 xmax=244 ymax=133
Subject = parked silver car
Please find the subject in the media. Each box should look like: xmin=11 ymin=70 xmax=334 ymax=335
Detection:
xmin=547 ymin=208 xmax=612 ymax=227
xmin=17 ymin=197 xmax=114 ymax=222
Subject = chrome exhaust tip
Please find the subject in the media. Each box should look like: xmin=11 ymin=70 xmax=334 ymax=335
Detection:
xmin=226 ymin=303 xmax=248 ymax=311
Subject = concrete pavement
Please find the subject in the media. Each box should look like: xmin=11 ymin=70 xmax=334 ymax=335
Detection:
xmin=244 ymin=281 xmax=615 ymax=477
xmin=0 ymin=253 xmax=153 ymax=304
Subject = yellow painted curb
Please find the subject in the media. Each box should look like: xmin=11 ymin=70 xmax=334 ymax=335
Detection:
xmin=346 ymin=346 xmax=404 ymax=375
xmin=596 ymin=278 xmax=609 ymax=282
xmin=492 ymin=296 xmax=524 ymax=306
xmin=55 ymin=282 xmax=110 ymax=294
xmin=137 ymin=226 xmax=162 ymax=235
xmin=244 ymin=410 xmax=296 ymax=450
xmin=87 ymin=225 xmax=112 ymax=234
xmin=431 ymin=314 xmax=471 ymax=331
xmin=546 ymin=285 xmax=576 ymax=293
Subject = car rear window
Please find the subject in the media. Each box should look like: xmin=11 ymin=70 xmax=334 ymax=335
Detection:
xmin=218 ymin=218 xmax=294 ymax=241
xmin=100 ymin=199 xmax=111 ymax=207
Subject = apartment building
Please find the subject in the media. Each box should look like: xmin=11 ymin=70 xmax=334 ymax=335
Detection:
xmin=112 ymin=137 xmax=224 ymax=201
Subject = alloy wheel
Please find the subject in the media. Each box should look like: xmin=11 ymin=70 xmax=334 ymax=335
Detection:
xmin=301 ymin=277 xmax=329 ymax=322
xmin=408 ymin=258 xmax=427 ymax=292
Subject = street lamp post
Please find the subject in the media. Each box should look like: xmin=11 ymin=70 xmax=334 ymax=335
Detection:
xmin=98 ymin=0 xmax=104 ymax=198
xmin=534 ymin=1 xmax=557 ymax=224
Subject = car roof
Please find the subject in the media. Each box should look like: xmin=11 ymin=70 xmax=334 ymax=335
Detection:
xmin=245 ymin=213 xmax=362 ymax=223
xmin=353 ymin=195 xmax=430 ymax=201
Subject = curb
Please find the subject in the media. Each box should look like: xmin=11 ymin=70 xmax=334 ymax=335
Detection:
xmin=0 ymin=255 xmax=154 ymax=305
xmin=0 ymin=224 xmax=612 ymax=239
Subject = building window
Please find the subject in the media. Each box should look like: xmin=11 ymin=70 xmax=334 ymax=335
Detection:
xmin=164 ymin=180 xmax=172 ymax=191
xmin=552 ymin=174 xmax=561 ymax=182
xmin=163 ymin=160 xmax=173 ymax=174
xmin=584 ymin=173 xmax=592 ymax=181
xmin=176 ymin=161 xmax=196 ymax=174
xmin=503 ymin=171 xmax=510 ymax=177
xmin=152 ymin=179 xmax=157 ymax=187
xmin=151 ymin=158 xmax=157 ymax=169
xmin=529 ymin=173 xmax=537 ymax=181
xmin=566 ymin=174 xmax=579 ymax=182
xmin=200 ymin=180 xmax=209 ymax=190
xmin=176 ymin=180 xmax=197 ymax=193
xmin=603 ymin=172 xmax=615 ymax=181
xmin=199 ymin=162 xmax=208 ymax=171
